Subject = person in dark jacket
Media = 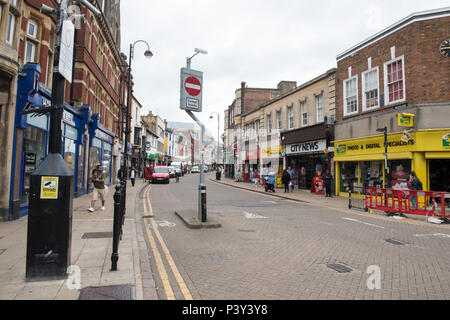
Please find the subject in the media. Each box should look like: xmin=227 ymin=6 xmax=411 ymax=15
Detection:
xmin=409 ymin=171 xmax=423 ymax=209
xmin=323 ymin=169 xmax=333 ymax=197
xmin=282 ymin=169 xmax=291 ymax=193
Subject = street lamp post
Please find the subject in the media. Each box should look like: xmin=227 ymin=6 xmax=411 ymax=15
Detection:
xmin=210 ymin=112 xmax=220 ymax=169
xmin=377 ymin=127 xmax=389 ymax=188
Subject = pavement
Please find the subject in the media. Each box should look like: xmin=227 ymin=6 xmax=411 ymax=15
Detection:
xmin=0 ymin=179 xmax=158 ymax=300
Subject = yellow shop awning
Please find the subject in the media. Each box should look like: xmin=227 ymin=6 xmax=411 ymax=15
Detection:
xmin=334 ymin=152 xmax=413 ymax=162
xmin=425 ymin=152 xmax=450 ymax=159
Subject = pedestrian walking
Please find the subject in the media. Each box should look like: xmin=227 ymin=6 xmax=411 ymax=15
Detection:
xmin=88 ymin=165 xmax=106 ymax=212
xmin=287 ymin=166 xmax=294 ymax=181
xmin=323 ymin=169 xmax=333 ymax=197
xmin=409 ymin=171 xmax=423 ymax=209
xmin=117 ymin=166 xmax=125 ymax=181
xmin=130 ymin=166 xmax=136 ymax=187
xmin=282 ymin=169 xmax=291 ymax=193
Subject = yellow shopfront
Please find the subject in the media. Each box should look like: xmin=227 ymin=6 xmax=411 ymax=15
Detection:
xmin=333 ymin=129 xmax=450 ymax=197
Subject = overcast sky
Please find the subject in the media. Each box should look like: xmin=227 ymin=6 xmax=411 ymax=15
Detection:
xmin=120 ymin=0 xmax=449 ymax=140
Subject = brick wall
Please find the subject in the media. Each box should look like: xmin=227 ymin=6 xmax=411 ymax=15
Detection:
xmin=336 ymin=16 xmax=450 ymax=122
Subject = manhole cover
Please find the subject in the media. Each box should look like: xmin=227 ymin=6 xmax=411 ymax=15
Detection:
xmin=78 ymin=284 xmax=134 ymax=300
xmin=385 ymin=239 xmax=405 ymax=246
xmin=81 ymin=232 xmax=113 ymax=239
xmin=238 ymin=230 xmax=255 ymax=233
xmin=327 ymin=264 xmax=353 ymax=273
xmin=0 ymin=249 xmax=6 ymax=256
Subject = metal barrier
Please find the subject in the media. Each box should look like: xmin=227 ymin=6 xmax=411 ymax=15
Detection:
xmin=347 ymin=186 xmax=369 ymax=212
xmin=111 ymin=180 xmax=126 ymax=271
xmin=366 ymin=187 xmax=450 ymax=220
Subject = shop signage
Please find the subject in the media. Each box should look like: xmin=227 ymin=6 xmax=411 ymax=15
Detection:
xmin=95 ymin=130 xmax=113 ymax=144
xmin=398 ymin=113 xmax=415 ymax=127
xmin=286 ymin=139 xmax=327 ymax=155
xmin=261 ymin=146 xmax=284 ymax=157
xmin=40 ymin=177 xmax=59 ymax=200
xmin=63 ymin=110 xmax=76 ymax=126
xmin=443 ymin=133 xmax=450 ymax=149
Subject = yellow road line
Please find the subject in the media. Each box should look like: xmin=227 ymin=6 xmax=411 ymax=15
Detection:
xmin=145 ymin=189 xmax=193 ymax=300
xmin=142 ymin=187 xmax=175 ymax=300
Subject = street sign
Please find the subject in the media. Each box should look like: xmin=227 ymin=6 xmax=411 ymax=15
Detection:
xmin=58 ymin=20 xmax=75 ymax=83
xmin=180 ymin=68 xmax=203 ymax=112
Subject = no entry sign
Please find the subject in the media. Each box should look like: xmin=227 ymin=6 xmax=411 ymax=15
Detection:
xmin=185 ymin=76 xmax=202 ymax=97
xmin=180 ymin=68 xmax=203 ymax=112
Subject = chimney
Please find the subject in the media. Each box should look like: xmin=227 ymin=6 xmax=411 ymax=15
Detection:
xmin=277 ymin=81 xmax=297 ymax=95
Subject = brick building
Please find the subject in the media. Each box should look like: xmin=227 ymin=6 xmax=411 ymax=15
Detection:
xmin=333 ymin=7 xmax=450 ymax=197
xmin=4 ymin=0 xmax=125 ymax=221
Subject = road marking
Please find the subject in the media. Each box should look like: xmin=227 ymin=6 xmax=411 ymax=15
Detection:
xmin=343 ymin=217 xmax=385 ymax=229
xmin=145 ymin=187 xmax=193 ymax=300
xmin=264 ymin=201 xmax=277 ymax=205
xmin=244 ymin=211 xmax=268 ymax=219
xmin=142 ymin=187 xmax=175 ymax=300
xmin=414 ymin=233 xmax=450 ymax=238
xmin=150 ymin=220 xmax=177 ymax=228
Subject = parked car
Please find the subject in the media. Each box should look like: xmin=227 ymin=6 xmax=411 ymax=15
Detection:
xmin=152 ymin=166 xmax=170 ymax=184
xmin=168 ymin=166 xmax=175 ymax=178
xmin=191 ymin=166 xmax=199 ymax=173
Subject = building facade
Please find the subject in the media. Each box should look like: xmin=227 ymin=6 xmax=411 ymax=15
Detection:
xmin=3 ymin=0 xmax=125 ymax=220
xmin=333 ymin=8 xmax=450 ymax=196
xmin=0 ymin=0 xmax=23 ymax=220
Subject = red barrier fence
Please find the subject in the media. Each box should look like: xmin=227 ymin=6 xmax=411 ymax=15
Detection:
xmin=365 ymin=187 xmax=450 ymax=219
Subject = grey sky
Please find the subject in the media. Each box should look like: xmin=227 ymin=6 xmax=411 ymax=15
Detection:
xmin=120 ymin=0 xmax=449 ymax=140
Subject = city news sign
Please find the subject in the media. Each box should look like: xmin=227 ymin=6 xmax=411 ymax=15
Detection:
xmin=180 ymin=68 xmax=203 ymax=112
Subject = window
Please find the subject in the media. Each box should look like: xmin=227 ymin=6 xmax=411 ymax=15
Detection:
xmin=237 ymin=98 xmax=241 ymax=114
xmin=267 ymin=114 xmax=272 ymax=134
xmin=255 ymin=120 xmax=260 ymax=136
xmin=25 ymin=41 xmax=36 ymax=63
xmin=343 ymin=76 xmax=358 ymax=116
xmin=288 ymin=106 xmax=294 ymax=129
xmin=6 ymin=12 xmax=15 ymax=45
xmin=276 ymin=110 xmax=282 ymax=129
xmin=362 ymin=67 xmax=380 ymax=110
xmin=301 ymin=101 xmax=307 ymax=126
xmin=384 ymin=57 xmax=405 ymax=105
xmin=316 ymin=94 xmax=324 ymax=123
xmin=9 ymin=0 xmax=17 ymax=6
xmin=27 ymin=19 xmax=38 ymax=38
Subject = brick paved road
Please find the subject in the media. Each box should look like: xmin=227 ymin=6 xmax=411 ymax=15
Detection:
xmin=140 ymin=173 xmax=450 ymax=300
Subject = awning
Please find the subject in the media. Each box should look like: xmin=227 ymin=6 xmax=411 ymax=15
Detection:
xmin=425 ymin=152 xmax=450 ymax=159
xmin=334 ymin=152 xmax=413 ymax=162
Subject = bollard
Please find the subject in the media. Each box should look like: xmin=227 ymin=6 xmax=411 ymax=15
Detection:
xmin=111 ymin=184 xmax=122 ymax=271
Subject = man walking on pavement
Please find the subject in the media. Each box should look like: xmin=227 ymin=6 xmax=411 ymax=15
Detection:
xmin=323 ymin=169 xmax=333 ymax=197
xmin=130 ymin=166 xmax=136 ymax=187
xmin=88 ymin=165 xmax=106 ymax=212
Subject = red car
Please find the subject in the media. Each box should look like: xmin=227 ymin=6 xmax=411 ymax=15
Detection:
xmin=152 ymin=166 xmax=170 ymax=184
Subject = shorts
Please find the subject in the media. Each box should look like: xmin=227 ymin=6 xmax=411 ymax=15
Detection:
xmin=92 ymin=188 xmax=106 ymax=201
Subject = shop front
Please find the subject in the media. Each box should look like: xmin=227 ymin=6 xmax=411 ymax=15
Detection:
xmin=11 ymin=63 xmax=90 ymax=219
xmin=281 ymin=123 xmax=334 ymax=191
xmin=333 ymin=129 xmax=450 ymax=197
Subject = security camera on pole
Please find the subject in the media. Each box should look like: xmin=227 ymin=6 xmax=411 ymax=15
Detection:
xmin=181 ymin=48 xmax=208 ymax=222
xmin=24 ymin=0 xmax=101 ymax=281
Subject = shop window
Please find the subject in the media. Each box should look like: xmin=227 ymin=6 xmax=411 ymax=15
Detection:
xmin=429 ymin=159 xmax=450 ymax=192
xmin=343 ymin=76 xmax=358 ymax=116
xmin=389 ymin=160 xmax=411 ymax=190
xmin=360 ymin=161 xmax=383 ymax=191
xmin=362 ymin=67 xmax=380 ymax=111
xmin=340 ymin=162 xmax=358 ymax=193
xmin=384 ymin=56 xmax=405 ymax=105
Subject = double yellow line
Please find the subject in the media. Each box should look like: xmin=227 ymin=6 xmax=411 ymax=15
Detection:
xmin=142 ymin=186 xmax=193 ymax=300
